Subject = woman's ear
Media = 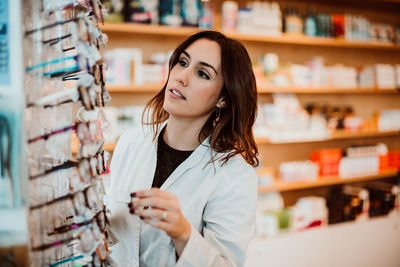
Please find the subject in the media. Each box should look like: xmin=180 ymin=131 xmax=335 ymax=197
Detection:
xmin=216 ymin=97 xmax=226 ymax=108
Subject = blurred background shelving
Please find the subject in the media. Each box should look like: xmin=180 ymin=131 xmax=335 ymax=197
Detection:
xmin=96 ymin=0 xmax=400 ymax=264
xmin=257 ymin=168 xmax=398 ymax=193
xmin=100 ymin=0 xmax=400 ymax=193
xmin=107 ymin=84 xmax=399 ymax=94
xmin=101 ymin=22 xmax=400 ymax=50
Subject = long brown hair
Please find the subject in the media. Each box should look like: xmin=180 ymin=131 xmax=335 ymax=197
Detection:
xmin=142 ymin=31 xmax=259 ymax=167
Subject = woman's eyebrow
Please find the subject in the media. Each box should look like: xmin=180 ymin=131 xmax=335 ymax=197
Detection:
xmin=182 ymin=50 xmax=218 ymax=75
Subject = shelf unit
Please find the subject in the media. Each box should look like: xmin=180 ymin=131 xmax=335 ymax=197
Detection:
xmin=101 ymin=1 xmax=400 ymax=202
xmin=256 ymin=129 xmax=400 ymax=144
xmin=71 ymin=138 xmax=398 ymax=193
xmin=258 ymin=168 xmax=399 ymax=193
xmin=93 ymin=129 xmax=399 ymax=151
xmin=106 ymin=84 xmax=400 ymax=94
xmin=101 ymin=23 xmax=400 ymax=51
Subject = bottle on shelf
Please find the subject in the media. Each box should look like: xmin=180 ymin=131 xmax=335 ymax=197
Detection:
xmin=222 ymin=0 xmax=238 ymax=32
xmin=103 ymin=0 xmax=124 ymax=23
xmin=198 ymin=0 xmax=215 ymax=29
xmin=284 ymin=6 xmax=303 ymax=35
xmin=304 ymin=7 xmax=317 ymax=37
xmin=396 ymin=23 xmax=400 ymax=45
xmin=316 ymin=13 xmax=333 ymax=37
xmin=332 ymin=13 xmax=345 ymax=38
xmin=159 ymin=0 xmax=182 ymax=26
xmin=123 ymin=0 xmax=158 ymax=24
xmin=180 ymin=0 xmax=202 ymax=27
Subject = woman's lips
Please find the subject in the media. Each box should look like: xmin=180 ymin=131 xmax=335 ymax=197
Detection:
xmin=169 ymin=89 xmax=186 ymax=100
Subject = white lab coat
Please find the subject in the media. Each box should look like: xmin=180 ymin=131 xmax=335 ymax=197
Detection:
xmin=106 ymin=126 xmax=257 ymax=267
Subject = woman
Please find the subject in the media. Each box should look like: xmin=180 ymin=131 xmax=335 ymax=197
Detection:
xmin=106 ymin=30 xmax=259 ymax=267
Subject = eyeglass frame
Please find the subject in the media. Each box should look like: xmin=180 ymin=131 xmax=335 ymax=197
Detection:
xmin=31 ymin=221 xmax=103 ymax=252
xmin=29 ymin=149 xmax=109 ymax=181
xmin=27 ymin=120 xmax=103 ymax=145
xmin=47 ymin=205 xmax=109 ymax=236
xmin=29 ymin=184 xmax=101 ymax=214
xmin=27 ymin=74 xmax=99 ymax=110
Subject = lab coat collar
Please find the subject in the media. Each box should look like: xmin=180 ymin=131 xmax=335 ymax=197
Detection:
xmin=154 ymin=121 xmax=213 ymax=190
xmin=160 ymin=138 xmax=211 ymax=190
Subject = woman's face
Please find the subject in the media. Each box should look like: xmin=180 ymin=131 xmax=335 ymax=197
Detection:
xmin=163 ymin=39 xmax=224 ymax=122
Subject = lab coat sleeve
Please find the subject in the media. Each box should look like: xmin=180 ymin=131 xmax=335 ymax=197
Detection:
xmin=176 ymin=161 xmax=258 ymax=267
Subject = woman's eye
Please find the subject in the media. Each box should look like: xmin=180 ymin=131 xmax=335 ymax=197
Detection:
xmin=179 ymin=60 xmax=188 ymax=67
xmin=198 ymin=70 xmax=210 ymax=80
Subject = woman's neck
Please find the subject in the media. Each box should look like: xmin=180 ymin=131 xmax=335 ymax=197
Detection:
xmin=163 ymin=116 xmax=207 ymax=151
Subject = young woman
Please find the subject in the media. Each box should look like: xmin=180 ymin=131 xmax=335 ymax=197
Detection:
xmin=106 ymin=30 xmax=259 ymax=267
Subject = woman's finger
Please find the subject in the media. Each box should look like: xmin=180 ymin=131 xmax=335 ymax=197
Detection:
xmin=132 ymin=206 xmax=172 ymax=222
xmin=131 ymin=196 xmax=174 ymax=210
xmin=141 ymin=217 xmax=174 ymax=233
xmin=132 ymin=188 xmax=175 ymax=200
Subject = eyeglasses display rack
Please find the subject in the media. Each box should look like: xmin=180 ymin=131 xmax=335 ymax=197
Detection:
xmin=0 ymin=0 xmax=29 ymax=265
xmin=22 ymin=0 xmax=116 ymax=266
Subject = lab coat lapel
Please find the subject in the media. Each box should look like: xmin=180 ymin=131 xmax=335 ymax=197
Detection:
xmin=133 ymin=126 xmax=158 ymax=191
xmin=141 ymin=140 xmax=158 ymax=190
xmin=160 ymin=138 xmax=210 ymax=190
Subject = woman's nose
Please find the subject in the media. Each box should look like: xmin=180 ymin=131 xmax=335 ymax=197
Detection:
xmin=176 ymin=68 xmax=189 ymax=87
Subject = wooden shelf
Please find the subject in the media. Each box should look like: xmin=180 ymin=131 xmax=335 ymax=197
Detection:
xmin=226 ymin=31 xmax=400 ymax=50
xmin=107 ymin=83 xmax=162 ymax=93
xmin=107 ymin=84 xmax=399 ymax=95
xmin=76 ymin=130 xmax=398 ymax=155
xmin=330 ymin=129 xmax=400 ymax=140
xmin=101 ymin=23 xmax=400 ymax=51
xmin=258 ymin=168 xmax=399 ymax=193
xmin=256 ymin=129 xmax=400 ymax=145
xmin=101 ymin=23 xmax=199 ymax=36
xmin=257 ymin=86 xmax=399 ymax=94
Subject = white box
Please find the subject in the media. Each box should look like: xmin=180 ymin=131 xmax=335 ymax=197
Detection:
xmin=375 ymin=64 xmax=395 ymax=89
xmin=104 ymin=48 xmax=143 ymax=85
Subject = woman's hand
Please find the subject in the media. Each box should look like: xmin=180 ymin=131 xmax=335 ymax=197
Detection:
xmin=128 ymin=188 xmax=191 ymax=255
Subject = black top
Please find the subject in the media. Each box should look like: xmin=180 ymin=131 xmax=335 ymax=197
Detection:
xmin=151 ymin=129 xmax=194 ymax=188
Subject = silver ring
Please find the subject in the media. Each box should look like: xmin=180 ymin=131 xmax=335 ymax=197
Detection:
xmin=161 ymin=212 xmax=167 ymax=220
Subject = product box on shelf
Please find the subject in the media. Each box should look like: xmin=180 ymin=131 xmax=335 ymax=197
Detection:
xmin=256 ymin=192 xmax=286 ymax=237
xmin=388 ymin=151 xmax=400 ymax=170
xmin=326 ymin=187 xmax=365 ymax=224
xmin=310 ymin=149 xmax=342 ymax=176
xmin=327 ymin=182 xmax=399 ymax=225
xmin=326 ymin=65 xmax=358 ymax=89
xmin=254 ymin=94 xmax=330 ymax=143
xmin=279 ymin=161 xmax=319 ymax=182
xmin=104 ymin=48 xmax=169 ymax=86
xmin=237 ymin=2 xmax=282 ymax=36
xmin=367 ymin=182 xmax=399 ymax=217
xmin=339 ymin=144 xmax=383 ymax=178
xmin=358 ymin=66 xmax=375 ymax=88
xmin=339 ymin=155 xmax=372 ymax=178
xmin=395 ymin=65 xmax=400 ymax=88
xmin=375 ymin=64 xmax=396 ymax=89
xmin=104 ymin=48 xmax=143 ymax=85
xmin=256 ymin=194 xmax=329 ymax=238
xmin=369 ymin=23 xmax=395 ymax=43
xmin=291 ymin=196 xmax=328 ymax=231
xmin=342 ymin=185 xmax=370 ymax=221
xmin=378 ymin=109 xmax=400 ymax=131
